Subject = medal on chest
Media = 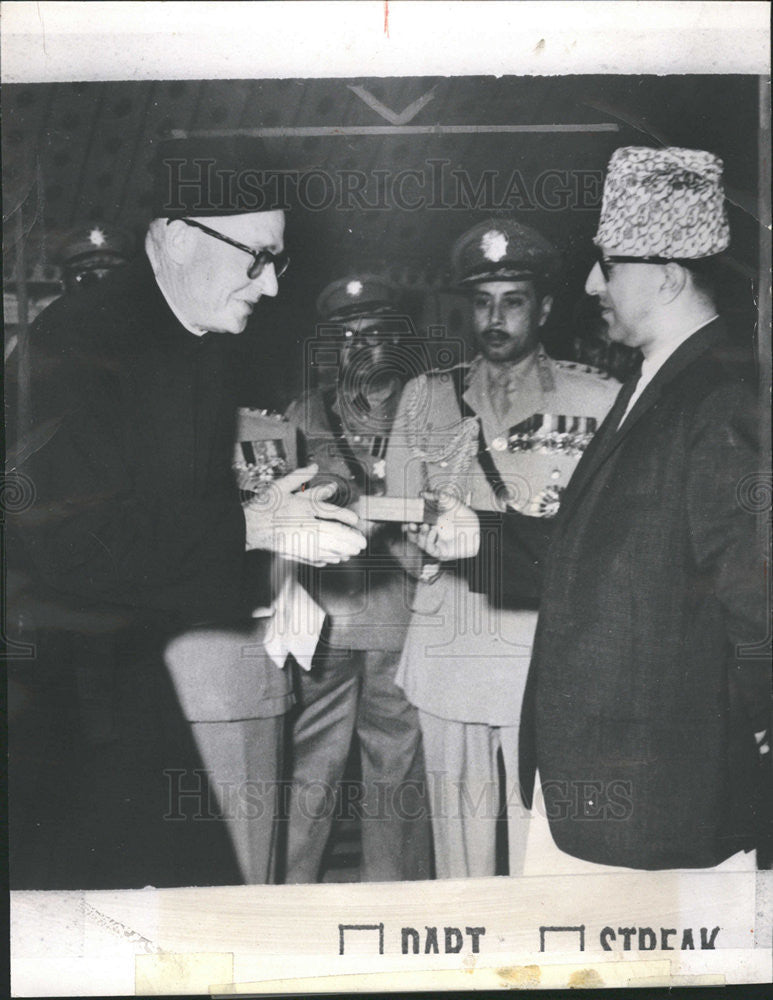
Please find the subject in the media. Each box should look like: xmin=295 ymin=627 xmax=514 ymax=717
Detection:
xmin=494 ymin=413 xmax=599 ymax=455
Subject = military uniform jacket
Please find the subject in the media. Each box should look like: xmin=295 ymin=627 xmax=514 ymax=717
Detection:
xmin=385 ymin=348 xmax=619 ymax=725
xmin=285 ymin=387 xmax=415 ymax=652
xmin=492 ymin=320 xmax=767 ymax=868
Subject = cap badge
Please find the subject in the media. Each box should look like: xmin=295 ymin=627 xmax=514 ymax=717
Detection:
xmin=88 ymin=227 xmax=107 ymax=248
xmin=480 ymin=230 xmax=508 ymax=262
xmin=346 ymin=280 xmax=363 ymax=297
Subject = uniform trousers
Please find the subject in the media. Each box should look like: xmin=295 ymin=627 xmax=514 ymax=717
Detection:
xmin=285 ymin=646 xmax=431 ymax=882
xmin=418 ymin=710 xmax=530 ymax=879
xmin=163 ymin=624 xmax=292 ymax=886
xmin=186 ymin=717 xmax=284 ymax=884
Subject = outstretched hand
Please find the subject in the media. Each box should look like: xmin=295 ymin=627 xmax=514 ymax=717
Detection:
xmin=244 ymin=465 xmax=367 ymax=566
xmin=406 ymin=491 xmax=481 ymax=562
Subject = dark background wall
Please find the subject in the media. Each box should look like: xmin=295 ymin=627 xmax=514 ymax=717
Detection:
xmin=3 ymin=75 xmax=763 ymax=413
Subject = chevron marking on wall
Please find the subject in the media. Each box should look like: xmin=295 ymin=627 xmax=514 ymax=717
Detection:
xmin=348 ymin=85 xmax=437 ymax=126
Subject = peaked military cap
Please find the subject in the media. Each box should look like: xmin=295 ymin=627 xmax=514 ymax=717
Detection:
xmin=59 ymin=222 xmax=134 ymax=268
xmin=451 ymin=218 xmax=560 ymax=286
xmin=316 ymin=274 xmax=402 ymax=322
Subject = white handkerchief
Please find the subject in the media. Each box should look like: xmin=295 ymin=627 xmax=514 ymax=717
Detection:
xmin=256 ymin=560 xmax=326 ymax=671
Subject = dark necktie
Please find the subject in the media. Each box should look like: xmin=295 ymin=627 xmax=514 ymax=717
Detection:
xmin=577 ymin=365 xmax=642 ymax=466
xmin=554 ymin=364 xmax=643 ymax=520
xmin=602 ymin=366 xmax=642 ymax=435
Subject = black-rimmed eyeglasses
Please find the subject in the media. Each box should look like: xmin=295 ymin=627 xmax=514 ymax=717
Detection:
xmin=593 ymin=245 xmax=673 ymax=281
xmin=170 ymin=217 xmax=290 ymax=280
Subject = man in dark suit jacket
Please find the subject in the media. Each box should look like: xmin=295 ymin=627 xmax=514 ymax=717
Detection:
xmin=411 ymin=146 xmax=769 ymax=871
xmin=9 ymin=138 xmax=365 ymax=889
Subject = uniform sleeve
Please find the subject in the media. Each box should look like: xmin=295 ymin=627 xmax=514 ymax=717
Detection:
xmin=16 ymin=322 xmax=245 ymax=620
xmin=382 ymin=379 xmax=434 ymax=576
xmin=686 ymin=381 xmax=770 ymax=732
xmin=385 ymin=378 xmax=426 ymax=499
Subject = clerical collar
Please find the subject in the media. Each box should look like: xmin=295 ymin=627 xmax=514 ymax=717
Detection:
xmin=144 ymin=239 xmax=208 ymax=337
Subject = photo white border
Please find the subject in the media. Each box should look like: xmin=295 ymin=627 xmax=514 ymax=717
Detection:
xmin=4 ymin=1 xmax=771 ymax=995
xmin=1 ymin=1 xmax=770 ymax=83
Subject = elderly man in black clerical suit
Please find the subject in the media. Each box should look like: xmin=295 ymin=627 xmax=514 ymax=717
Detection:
xmin=9 ymin=138 xmax=365 ymax=889
xmin=410 ymin=146 xmax=769 ymax=874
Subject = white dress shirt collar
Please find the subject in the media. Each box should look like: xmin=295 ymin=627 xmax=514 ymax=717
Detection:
xmin=619 ymin=315 xmax=718 ymax=427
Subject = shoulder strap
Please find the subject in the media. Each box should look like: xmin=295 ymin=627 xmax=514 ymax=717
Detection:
xmin=321 ymin=388 xmax=373 ymax=494
xmin=450 ymin=371 xmax=510 ymax=504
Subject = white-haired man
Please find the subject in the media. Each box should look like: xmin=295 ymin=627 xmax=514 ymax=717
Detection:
xmin=11 ymin=138 xmax=365 ymax=889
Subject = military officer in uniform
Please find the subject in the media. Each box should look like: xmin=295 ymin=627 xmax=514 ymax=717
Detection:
xmin=282 ymin=274 xmax=431 ymax=882
xmin=385 ymin=219 xmax=620 ymax=878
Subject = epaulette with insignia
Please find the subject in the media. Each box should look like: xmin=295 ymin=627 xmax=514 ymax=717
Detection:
xmin=554 ymin=359 xmax=614 ymax=380
xmin=425 ymin=360 xmax=471 ymax=379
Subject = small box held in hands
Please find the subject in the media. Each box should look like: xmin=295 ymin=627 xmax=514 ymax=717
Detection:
xmin=355 ymin=494 xmax=440 ymax=525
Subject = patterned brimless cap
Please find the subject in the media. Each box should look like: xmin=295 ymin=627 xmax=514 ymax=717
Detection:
xmin=594 ymin=146 xmax=730 ymax=259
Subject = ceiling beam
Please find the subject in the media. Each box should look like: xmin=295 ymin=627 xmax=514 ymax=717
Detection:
xmin=173 ymin=123 xmax=620 ymax=138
